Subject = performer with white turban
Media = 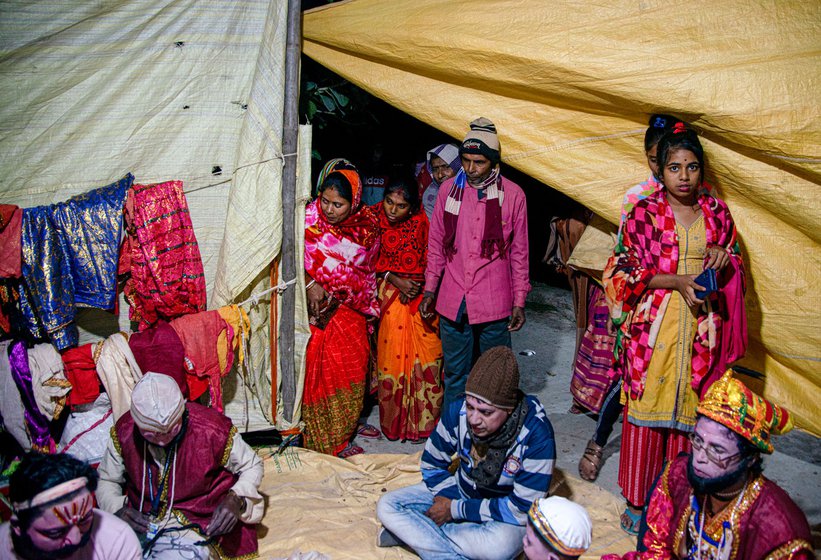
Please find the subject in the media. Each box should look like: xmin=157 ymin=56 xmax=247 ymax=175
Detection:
xmin=523 ymin=496 xmax=592 ymax=560
xmin=97 ymin=372 xmax=264 ymax=559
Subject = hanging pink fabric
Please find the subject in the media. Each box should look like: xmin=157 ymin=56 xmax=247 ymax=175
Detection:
xmin=701 ymin=256 xmax=748 ymax=396
xmin=121 ymin=181 xmax=206 ymax=330
xmin=170 ymin=310 xmax=234 ymax=411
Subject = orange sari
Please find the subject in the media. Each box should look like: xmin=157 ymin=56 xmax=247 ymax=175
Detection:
xmin=373 ymin=208 xmax=443 ymax=441
xmin=376 ymin=281 xmax=443 ymax=441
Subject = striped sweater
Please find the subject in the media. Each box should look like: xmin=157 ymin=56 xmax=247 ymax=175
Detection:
xmin=421 ymin=395 xmax=555 ymax=525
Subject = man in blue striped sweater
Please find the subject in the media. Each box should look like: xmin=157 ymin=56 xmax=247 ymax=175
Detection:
xmin=377 ymin=346 xmax=556 ymax=560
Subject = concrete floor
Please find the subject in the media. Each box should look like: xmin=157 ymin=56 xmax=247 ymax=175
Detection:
xmin=358 ymin=283 xmax=821 ymax=536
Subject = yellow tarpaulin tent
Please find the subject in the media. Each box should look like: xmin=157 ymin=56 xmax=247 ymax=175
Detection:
xmin=304 ymin=0 xmax=821 ymax=435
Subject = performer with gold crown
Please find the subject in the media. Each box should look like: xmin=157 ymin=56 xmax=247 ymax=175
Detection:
xmin=603 ymin=370 xmax=813 ymax=559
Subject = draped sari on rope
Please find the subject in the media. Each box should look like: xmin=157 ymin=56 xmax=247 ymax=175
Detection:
xmin=373 ymin=205 xmax=443 ymax=441
xmin=302 ymin=165 xmax=380 ymax=455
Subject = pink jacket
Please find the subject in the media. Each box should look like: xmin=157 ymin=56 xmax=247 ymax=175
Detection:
xmin=424 ymin=175 xmax=530 ymax=323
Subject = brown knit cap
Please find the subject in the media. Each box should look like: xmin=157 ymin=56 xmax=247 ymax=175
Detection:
xmin=464 ymin=346 xmax=520 ymax=409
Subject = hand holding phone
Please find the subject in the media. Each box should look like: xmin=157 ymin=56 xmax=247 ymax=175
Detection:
xmin=694 ymin=268 xmax=717 ymax=297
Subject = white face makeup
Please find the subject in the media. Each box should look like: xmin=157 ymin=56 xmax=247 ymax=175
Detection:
xmin=16 ymin=488 xmax=94 ymax=556
xmin=690 ymin=417 xmax=744 ymax=479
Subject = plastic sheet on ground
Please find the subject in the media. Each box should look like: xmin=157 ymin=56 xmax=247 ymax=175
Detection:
xmin=255 ymin=448 xmax=634 ymax=559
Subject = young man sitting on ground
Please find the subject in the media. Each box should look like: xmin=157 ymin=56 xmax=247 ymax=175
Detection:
xmin=376 ymin=346 xmax=556 ymax=560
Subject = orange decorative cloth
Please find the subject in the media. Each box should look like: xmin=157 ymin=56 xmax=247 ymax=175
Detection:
xmin=375 ymin=280 xmax=443 ymax=441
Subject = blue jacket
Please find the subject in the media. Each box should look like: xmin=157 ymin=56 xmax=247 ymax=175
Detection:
xmin=420 ymin=395 xmax=555 ymax=525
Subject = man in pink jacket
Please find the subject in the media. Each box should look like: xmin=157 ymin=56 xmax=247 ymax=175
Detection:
xmin=420 ymin=117 xmax=531 ymax=408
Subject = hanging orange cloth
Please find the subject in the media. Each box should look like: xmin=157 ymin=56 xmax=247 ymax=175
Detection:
xmin=170 ymin=310 xmax=233 ymax=411
xmin=218 ymin=305 xmax=251 ymax=368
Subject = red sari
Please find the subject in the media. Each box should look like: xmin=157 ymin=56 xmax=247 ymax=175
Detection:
xmin=302 ymin=168 xmax=380 ymax=455
xmin=373 ymin=206 xmax=443 ymax=441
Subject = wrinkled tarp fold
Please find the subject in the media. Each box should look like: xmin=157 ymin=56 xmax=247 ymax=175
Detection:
xmin=256 ymin=448 xmax=634 ymax=559
xmin=303 ymin=0 xmax=821 ymax=435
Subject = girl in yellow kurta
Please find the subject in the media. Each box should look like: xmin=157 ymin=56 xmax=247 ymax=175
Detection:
xmin=604 ymin=123 xmax=745 ymax=535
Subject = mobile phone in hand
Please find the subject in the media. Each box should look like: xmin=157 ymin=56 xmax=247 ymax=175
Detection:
xmin=694 ymin=268 xmax=717 ymax=297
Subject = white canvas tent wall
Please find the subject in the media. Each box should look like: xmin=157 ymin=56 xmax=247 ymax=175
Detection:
xmin=0 ymin=1 xmax=312 ymax=432
xmin=303 ymin=0 xmax=821 ymax=435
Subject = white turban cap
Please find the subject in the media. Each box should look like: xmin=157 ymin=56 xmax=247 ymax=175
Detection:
xmin=528 ymin=496 xmax=592 ymax=556
xmin=130 ymin=372 xmax=185 ymax=432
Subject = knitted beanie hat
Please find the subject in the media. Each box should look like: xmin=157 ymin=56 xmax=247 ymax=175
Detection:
xmin=465 ymin=346 xmax=520 ymax=409
xmin=460 ymin=117 xmax=501 ymax=164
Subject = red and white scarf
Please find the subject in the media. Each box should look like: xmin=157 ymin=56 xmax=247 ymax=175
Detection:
xmin=442 ymin=167 xmax=506 ymax=260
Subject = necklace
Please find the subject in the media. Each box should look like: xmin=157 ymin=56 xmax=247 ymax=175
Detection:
xmin=694 ymin=481 xmax=748 ymax=560
xmin=711 ymin=486 xmax=744 ymax=501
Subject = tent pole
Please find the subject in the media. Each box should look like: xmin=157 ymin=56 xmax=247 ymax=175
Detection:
xmin=279 ymin=0 xmax=301 ymax=423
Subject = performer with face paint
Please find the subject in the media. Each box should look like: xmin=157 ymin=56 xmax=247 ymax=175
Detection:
xmin=602 ymin=371 xmax=813 ymax=560
xmin=0 ymin=452 xmax=141 ymax=559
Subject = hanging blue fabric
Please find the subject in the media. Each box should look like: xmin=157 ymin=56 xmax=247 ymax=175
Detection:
xmin=19 ymin=173 xmax=133 ymax=349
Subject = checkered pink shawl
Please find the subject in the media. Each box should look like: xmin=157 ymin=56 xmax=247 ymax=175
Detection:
xmin=603 ymin=189 xmax=743 ymax=400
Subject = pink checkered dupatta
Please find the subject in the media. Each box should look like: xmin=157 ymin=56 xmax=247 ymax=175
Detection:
xmin=603 ymin=189 xmax=744 ymax=400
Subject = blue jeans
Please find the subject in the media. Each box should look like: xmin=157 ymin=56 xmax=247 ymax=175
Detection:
xmin=376 ymin=482 xmax=525 ymax=560
xmin=439 ymin=300 xmax=511 ymax=410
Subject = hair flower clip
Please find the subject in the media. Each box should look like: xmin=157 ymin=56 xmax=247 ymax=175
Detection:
xmin=672 ymin=122 xmax=687 ymax=134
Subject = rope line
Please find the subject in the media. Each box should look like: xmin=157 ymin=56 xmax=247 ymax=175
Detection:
xmin=182 ymin=151 xmax=299 ymax=194
xmin=235 ymin=277 xmax=298 ymax=308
